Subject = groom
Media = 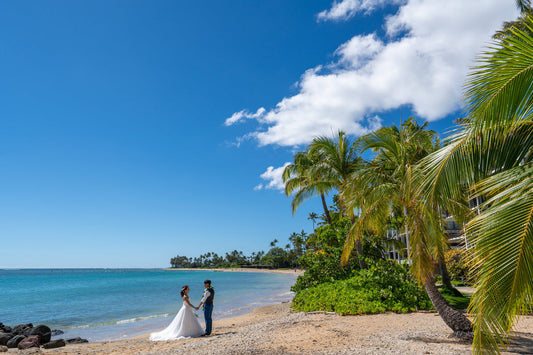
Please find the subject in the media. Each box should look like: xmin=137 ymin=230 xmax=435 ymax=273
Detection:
xmin=197 ymin=279 xmax=214 ymax=336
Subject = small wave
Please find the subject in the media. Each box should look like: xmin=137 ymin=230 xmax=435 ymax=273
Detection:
xmin=66 ymin=313 xmax=174 ymax=329
xmin=116 ymin=314 xmax=168 ymax=324
xmin=277 ymin=291 xmax=295 ymax=297
xmin=227 ymin=305 xmax=254 ymax=313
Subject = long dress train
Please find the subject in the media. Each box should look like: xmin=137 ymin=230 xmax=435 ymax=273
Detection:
xmin=150 ymin=296 xmax=204 ymax=341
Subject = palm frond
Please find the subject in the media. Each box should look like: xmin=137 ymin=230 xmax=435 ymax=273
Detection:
xmin=468 ymin=166 xmax=533 ymax=352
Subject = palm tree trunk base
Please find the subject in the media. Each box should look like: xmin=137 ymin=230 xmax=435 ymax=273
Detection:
xmin=424 ymin=279 xmax=473 ymax=334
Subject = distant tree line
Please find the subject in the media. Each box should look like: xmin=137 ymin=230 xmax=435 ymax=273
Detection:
xmin=169 ymin=231 xmax=307 ymax=269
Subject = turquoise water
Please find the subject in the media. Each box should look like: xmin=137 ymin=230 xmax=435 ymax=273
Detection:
xmin=0 ymin=269 xmax=298 ymax=341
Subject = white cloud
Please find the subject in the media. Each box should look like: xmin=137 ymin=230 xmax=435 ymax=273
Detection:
xmin=228 ymin=0 xmax=518 ymax=147
xmin=225 ymin=107 xmax=266 ymax=126
xmin=334 ymin=34 xmax=384 ymax=69
xmin=317 ymin=0 xmax=402 ymax=22
xmin=256 ymin=163 xmax=291 ymax=192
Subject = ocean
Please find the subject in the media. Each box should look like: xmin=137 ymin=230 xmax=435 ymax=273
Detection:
xmin=0 ymin=268 xmax=298 ymax=342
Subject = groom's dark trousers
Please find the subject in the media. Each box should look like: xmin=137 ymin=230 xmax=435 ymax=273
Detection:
xmin=204 ymin=304 xmax=213 ymax=335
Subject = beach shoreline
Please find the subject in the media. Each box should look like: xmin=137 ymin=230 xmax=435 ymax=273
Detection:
xmin=10 ymin=269 xmax=533 ymax=354
xmin=35 ymin=301 xmax=533 ymax=354
xmin=165 ymin=267 xmax=304 ymax=275
xmin=1 ymin=268 xmax=300 ymax=348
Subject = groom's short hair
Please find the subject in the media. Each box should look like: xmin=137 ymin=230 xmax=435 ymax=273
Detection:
xmin=204 ymin=280 xmax=211 ymax=285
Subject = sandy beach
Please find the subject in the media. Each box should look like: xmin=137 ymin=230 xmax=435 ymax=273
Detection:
xmin=20 ymin=301 xmax=532 ymax=355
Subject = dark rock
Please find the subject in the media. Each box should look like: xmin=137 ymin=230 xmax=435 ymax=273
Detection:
xmin=66 ymin=337 xmax=88 ymax=344
xmin=51 ymin=329 xmax=64 ymax=336
xmin=29 ymin=325 xmax=51 ymax=343
xmin=0 ymin=326 xmax=11 ymax=334
xmin=6 ymin=334 xmax=25 ymax=348
xmin=42 ymin=339 xmax=66 ymax=349
xmin=0 ymin=323 xmax=11 ymax=334
xmin=0 ymin=333 xmax=13 ymax=346
xmin=12 ymin=323 xmax=32 ymax=335
xmin=0 ymin=345 xmax=7 ymax=352
xmin=17 ymin=335 xmax=40 ymax=350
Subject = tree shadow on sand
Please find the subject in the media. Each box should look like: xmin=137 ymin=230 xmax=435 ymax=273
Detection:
xmin=404 ymin=335 xmax=470 ymax=346
xmin=406 ymin=331 xmax=533 ymax=354
xmin=504 ymin=331 xmax=533 ymax=354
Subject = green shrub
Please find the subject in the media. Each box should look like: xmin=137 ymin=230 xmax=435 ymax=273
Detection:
xmin=292 ymin=259 xmax=432 ymax=315
xmin=313 ymin=218 xmax=352 ymax=248
xmin=291 ymin=247 xmax=359 ymax=292
xmin=444 ymin=248 xmax=473 ymax=283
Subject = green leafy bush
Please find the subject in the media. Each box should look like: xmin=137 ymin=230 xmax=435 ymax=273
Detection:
xmin=444 ymin=248 xmax=473 ymax=283
xmin=292 ymin=259 xmax=432 ymax=315
xmin=313 ymin=218 xmax=351 ymax=248
xmin=291 ymin=247 xmax=360 ymax=292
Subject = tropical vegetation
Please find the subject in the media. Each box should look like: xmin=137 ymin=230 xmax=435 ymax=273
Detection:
xmin=284 ymin=4 xmax=533 ymax=353
xmin=415 ymin=8 xmax=533 ymax=353
xmin=292 ymin=259 xmax=432 ymax=315
xmin=443 ymin=249 xmax=472 ymax=284
xmin=169 ymin=232 xmax=307 ymax=269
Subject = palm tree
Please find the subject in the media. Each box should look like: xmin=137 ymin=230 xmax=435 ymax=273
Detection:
xmin=516 ymin=0 xmax=531 ymax=12
xmin=308 ymin=131 xmax=362 ymax=213
xmin=308 ymin=212 xmax=318 ymax=230
xmin=308 ymin=131 xmax=365 ymax=265
xmin=416 ymin=13 xmax=533 ymax=354
xmin=496 ymin=1 xmax=532 ymax=39
xmin=343 ymin=118 xmax=473 ymax=337
xmin=283 ymin=150 xmax=333 ymax=224
xmin=342 ymin=118 xmax=438 ymax=261
xmin=283 ymin=131 xmax=361 ymax=228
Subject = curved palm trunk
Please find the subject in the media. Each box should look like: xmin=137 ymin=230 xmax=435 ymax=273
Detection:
xmin=320 ymin=193 xmax=332 ymax=224
xmin=424 ymin=278 xmax=472 ymax=338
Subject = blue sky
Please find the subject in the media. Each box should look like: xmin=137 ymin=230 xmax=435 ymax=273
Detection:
xmin=0 ymin=1 xmax=518 ymax=268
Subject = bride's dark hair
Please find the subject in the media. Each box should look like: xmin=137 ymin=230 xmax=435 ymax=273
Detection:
xmin=180 ymin=285 xmax=188 ymax=297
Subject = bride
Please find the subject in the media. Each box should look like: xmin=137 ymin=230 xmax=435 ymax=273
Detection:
xmin=150 ymin=285 xmax=204 ymax=341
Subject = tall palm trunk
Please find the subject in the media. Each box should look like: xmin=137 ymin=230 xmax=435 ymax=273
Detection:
xmin=424 ymin=278 xmax=472 ymax=338
xmin=355 ymin=240 xmax=364 ymax=268
xmin=320 ymin=193 xmax=332 ymax=224
xmin=350 ymin=215 xmax=365 ymax=269
xmin=403 ymin=206 xmax=411 ymax=264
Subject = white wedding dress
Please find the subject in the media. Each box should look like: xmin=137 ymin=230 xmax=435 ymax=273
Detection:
xmin=150 ymin=296 xmax=204 ymax=341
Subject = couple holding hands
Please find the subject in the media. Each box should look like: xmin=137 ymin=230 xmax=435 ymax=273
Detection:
xmin=150 ymin=279 xmax=214 ymax=341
